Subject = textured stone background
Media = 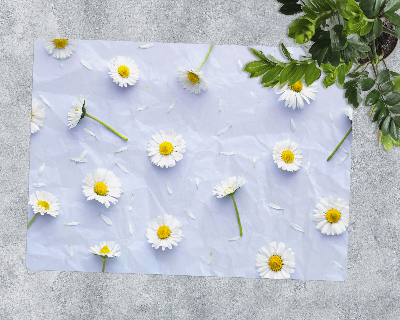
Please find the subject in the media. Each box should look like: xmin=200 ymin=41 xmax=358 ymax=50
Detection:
xmin=1 ymin=0 xmax=400 ymax=319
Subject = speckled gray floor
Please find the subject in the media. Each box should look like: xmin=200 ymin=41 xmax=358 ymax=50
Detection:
xmin=1 ymin=0 xmax=400 ymax=319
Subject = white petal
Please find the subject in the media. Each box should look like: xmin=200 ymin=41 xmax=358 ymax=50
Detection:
xmin=129 ymin=193 xmax=134 ymax=211
xmin=228 ymin=236 xmax=241 ymax=241
xmin=290 ymin=223 xmax=304 ymax=233
xmin=329 ymin=109 xmax=333 ymax=122
xmin=114 ymin=145 xmax=131 ymax=153
xmin=137 ymin=105 xmax=148 ymax=111
xmin=207 ymin=252 xmax=212 ymax=265
xmin=115 ymin=162 xmax=129 ymax=173
xmin=39 ymin=95 xmax=51 ymax=108
xmin=195 ymin=173 xmax=200 ymax=190
xmin=168 ymin=98 xmax=177 ymax=113
xmin=269 ymin=203 xmax=284 ymax=210
xmin=219 ymin=95 xmax=223 ymax=111
xmin=138 ymin=43 xmax=154 ymax=48
xmin=306 ymin=162 xmax=310 ymax=175
xmin=69 ymin=245 xmax=73 ymax=259
xmin=81 ymin=60 xmax=93 ymax=70
xmin=83 ymin=128 xmax=98 ymax=139
xmin=291 ymin=118 xmax=296 ymax=132
xmin=218 ymin=152 xmax=235 ymax=156
xmin=60 ymin=59 xmax=64 ymax=68
xmin=99 ymin=213 xmax=112 ymax=225
xmin=238 ymin=60 xmax=243 ymax=73
xmin=218 ymin=125 xmax=232 ymax=136
xmin=184 ymin=208 xmax=195 ymax=219
xmin=253 ymin=152 xmax=257 ymax=167
xmin=167 ymin=180 xmax=172 ymax=194
xmin=64 ymin=222 xmax=80 ymax=226
xmin=129 ymin=223 xmax=134 ymax=236
xmin=333 ymin=261 xmax=344 ymax=270
xmin=33 ymin=183 xmax=46 ymax=188
xmin=251 ymin=91 xmax=260 ymax=103
xmin=339 ymin=154 xmax=349 ymax=165
xmin=37 ymin=163 xmax=45 ymax=177
xmin=339 ymin=146 xmax=349 ymax=154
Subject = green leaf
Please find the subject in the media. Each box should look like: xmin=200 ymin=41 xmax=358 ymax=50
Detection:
xmin=385 ymin=93 xmax=400 ymax=105
xmin=348 ymin=89 xmax=362 ymax=108
xmin=279 ymin=63 xmax=298 ymax=83
xmin=381 ymin=115 xmax=392 ymax=135
xmin=381 ymin=81 xmax=395 ymax=95
xmin=383 ymin=134 xmax=393 ymax=152
xmin=261 ymin=65 xmax=284 ymax=84
xmin=396 ymin=28 xmax=400 ymax=39
xmin=337 ymin=64 xmax=348 ymax=87
xmin=390 ymin=105 xmax=400 ymax=113
xmin=371 ymin=100 xmax=383 ymax=121
xmin=280 ymin=44 xmax=294 ymax=61
xmin=390 ymin=71 xmax=400 ymax=77
xmin=394 ymin=116 xmax=400 ymax=127
xmin=390 ymin=118 xmax=400 ymax=140
xmin=305 ymin=61 xmax=321 ymax=86
xmin=288 ymin=16 xmax=316 ymax=44
xmin=277 ymin=0 xmax=298 ymax=4
xmin=289 ymin=63 xmax=308 ymax=85
xmin=373 ymin=17 xmax=383 ymax=37
xmin=377 ymin=69 xmax=390 ymax=84
xmin=341 ymin=34 xmax=370 ymax=64
xmin=343 ymin=79 xmax=360 ymax=89
xmin=377 ymin=107 xmax=389 ymax=127
xmin=365 ymin=89 xmax=380 ymax=105
xmin=394 ymin=78 xmax=400 ymax=90
xmin=324 ymin=73 xmax=337 ymax=87
xmin=360 ymin=78 xmax=375 ymax=91
xmin=327 ymin=47 xmax=341 ymax=67
xmin=249 ymin=48 xmax=271 ymax=63
xmin=385 ymin=0 xmax=400 ymax=13
xmin=329 ymin=12 xmax=348 ymax=51
xmin=244 ymin=61 xmax=270 ymax=73
xmin=385 ymin=11 xmax=400 ymax=26
xmin=280 ymin=4 xmax=303 ymax=14
xmin=358 ymin=0 xmax=375 ymax=11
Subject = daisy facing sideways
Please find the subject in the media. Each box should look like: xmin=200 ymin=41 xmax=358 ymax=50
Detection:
xmin=44 ymin=39 xmax=78 ymax=59
xmin=176 ymin=44 xmax=213 ymax=94
xmin=275 ymin=81 xmax=317 ymax=110
xmin=255 ymin=241 xmax=296 ymax=279
xmin=147 ymin=130 xmax=186 ymax=168
xmin=31 ymin=98 xmax=46 ymax=134
xmin=68 ymin=94 xmax=128 ymax=141
xmin=313 ymin=197 xmax=349 ymax=235
xmin=213 ymin=176 xmax=245 ymax=237
xmin=146 ymin=214 xmax=183 ymax=250
xmin=108 ymin=56 xmax=140 ymax=87
xmin=82 ymin=168 xmax=122 ymax=208
xmin=27 ymin=191 xmax=60 ymax=228
xmin=272 ymin=140 xmax=302 ymax=172
xmin=89 ymin=241 xmax=121 ymax=272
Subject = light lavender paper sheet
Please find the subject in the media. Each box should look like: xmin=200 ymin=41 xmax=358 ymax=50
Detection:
xmin=28 ymin=39 xmax=351 ymax=280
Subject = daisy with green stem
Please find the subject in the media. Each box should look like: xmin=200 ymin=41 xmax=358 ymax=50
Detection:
xmin=212 ymin=176 xmax=245 ymax=237
xmin=27 ymin=191 xmax=59 ymax=228
xmin=89 ymin=241 xmax=121 ymax=272
xmin=68 ymin=94 xmax=128 ymax=141
xmin=176 ymin=44 xmax=213 ymax=94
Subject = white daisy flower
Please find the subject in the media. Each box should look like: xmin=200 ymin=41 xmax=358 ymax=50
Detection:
xmin=82 ymin=168 xmax=122 ymax=208
xmin=89 ymin=241 xmax=121 ymax=258
xmin=146 ymin=214 xmax=183 ymax=251
xmin=31 ymin=98 xmax=46 ymax=134
xmin=255 ymin=241 xmax=296 ymax=279
xmin=212 ymin=176 xmax=245 ymax=198
xmin=313 ymin=197 xmax=349 ymax=235
xmin=343 ymin=108 xmax=353 ymax=122
xmin=272 ymin=140 xmax=302 ymax=172
xmin=27 ymin=191 xmax=60 ymax=228
xmin=44 ymin=39 xmax=78 ymax=59
xmin=147 ymin=130 xmax=186 ymax=168
xmin=275 ymin=81 xmax=317 ymax=110
xmin=176 ymin=67 xmax=210 ymax=94
xmin=68 ymin=94 xmax=85 ymax=129
xmin=108 ymin=56 xmax=140 ymax=87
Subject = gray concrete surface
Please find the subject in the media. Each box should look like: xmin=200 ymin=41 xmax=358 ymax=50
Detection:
xmin=1 ymin=0 xmax=400 ymax=319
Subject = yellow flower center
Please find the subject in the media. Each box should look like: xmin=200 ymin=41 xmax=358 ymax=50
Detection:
xmin=37 ymin=200 xmax=50 ymax=210
xmin=224 ymin=186 xmax=235 ymax=194
xmin=100 ymin=245 xmax=111 ymax=254
xmin=290 ymin=81 xmax=303 ymax=93
xmin=326 ymin=209 xmax=341 ymax=223
xmin=94 ymin=182 xmax=108 ymax=196
xmin=269 ymin=255 xmax=283 ymax=272
xmin=281 ymin=150 xmax=294 ymax=163
xmin=31 ymin=113 xmax=33 ymax=119
xmin=157 ymin=225 xmax=171 ymax=239
xmin=118 ymin=65 xmax=130 ymax=78
xmin=159 ymin=141 xmax=173 ymax=155
xmin=187 ymin=72 xmax=199 ymax=84
xmin=53 ymin=39 xmax=68 ymax=48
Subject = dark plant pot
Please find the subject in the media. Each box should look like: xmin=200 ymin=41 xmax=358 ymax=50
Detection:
xmin=358 ymin=18 xmax=398 ymax=65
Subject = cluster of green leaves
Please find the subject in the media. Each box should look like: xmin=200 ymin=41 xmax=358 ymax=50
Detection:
xmin=276 ymin=0 xmax=303 ymax=15
xmin=243 ymin=44 xmax=321 ymax=88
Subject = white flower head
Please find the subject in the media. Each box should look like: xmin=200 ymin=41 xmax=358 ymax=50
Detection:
xmin=272 ymin=140 xmax=302 ymax=172
xmin=255 ymin=241 xmax=296 ymax=279
xmin=44 ymin=39 xmax=78 ymax=59
xmin=146 ymin=214 xmax=183 ymax=250
xmin=68 ymin=94 xmax=85 ymax=129
xmin=28 ymin=191 xmax=60 ymax=217
xmin=147 ymin=130 xmax=186 ymax=168
xmin=89 ymin=241 xmax=121 ymax=258
xmin=313 ymin=197 xmax=349 ymax=235
xmin=82 ymin=168 xmax=122 ymax=208
xmin=108 ymin=56 xmax=140 ymax=87
xmin=31 ymin=98 xmax=46 ymax=134
xmin=275 ymin=81 xmax=317 ymax=110
xmin=343 ymin=108 xmax=353 ymax=122
xmin=176 ymin=67 xmax=210 ymax=94
xmin=212 ymin=176 xmax=245 ymax=198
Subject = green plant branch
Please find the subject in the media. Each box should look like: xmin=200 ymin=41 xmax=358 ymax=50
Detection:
xmin=230 ymin=194 xmax=243 ymax=237
xmin=196 ymin=44 xmax=213 ymax=72
xmin=85 ymin=113 xmax=128 ymax=141
xmin=102 ymin=257 xmax=107 ymax=272
xmin=327 ymin=126 xmax=353 ymax=161
xmin=27 ymin=212 xmax=39 ymax=229
xmin=383 ymin=26 xmax=397 ymax=37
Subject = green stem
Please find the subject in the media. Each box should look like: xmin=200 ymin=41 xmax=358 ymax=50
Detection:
xmin=85 ymin=113 xmax=128 ymax=141
xmin=327 ymin=126 xmax=352 ymax=161
xmin=102 ymin=257 xmax=107 ymax=272
xmin=383 ymin=26 xmax=397 ymax=37
xmin=230 ymin=194 xmax=243 ymax=237
xmin=196 ymin=44 xmax=214 ymax=72
xmin=350 ymin=64 xmax=363 ymax=74
xmin=27 ymin=212 xmax=40 ymax=229
xmin=363 ymin=17 xmax=374 ymax=23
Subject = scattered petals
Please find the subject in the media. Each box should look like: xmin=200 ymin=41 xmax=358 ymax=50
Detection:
xmin=37 ymin=163 xmax=45 ymax=177
xmin=306 ymin=162 xmax=310 ymax=175
xmin=168 ymin=98 xmax=177 ymax=113
xmin=238 ymin=60 xmax=243 ymax=73
xmin=129 ymin=193 xmax=134 ymax=211
xmin=253 ymin=152 xmax=256 ymax=167
xmin=290 ymin=223 xmax=304 ymax=233
xmin=33 ymin=183 xmax=46 ymax=188
xmin=218 ymin=152 xmax=235 ymax=156
xmin=339 ymin=154 xmax=349 ymax=165
xmin=81 ymin=60 xmax=93 ymax=70
xmin=64 ymin=222 xmax=80 ymax=226
xmin=114 ymin=145 xmax=131 ymax=153
xmin=39 ymin=95 xmax=51 ymax=108
xmin=83 ymin=128 xmax=98 ymax=139
xmin=60 ymin=59 xmax=64 ymax=68
xmin=269 ymin=203 xmax=284 ymax=210
xmin=291 ymin=118 xmax=296 ymax=132
xmin=99 ymin=213 xmax=112 ymax=225
xmin=251 ymin=91 xmax=260 ymax=103
xmin=184 ymin=208 xmax=195 ymax=219
xmin=69 ymin=245 xmax=73 ymax=259
xmin=167 ymin=180 xmax=172 ymax=194
xmin=115 ymin=162 xmax=129 ymax=173
xmin=208 ymin=252 xmax=213 ymax=265
xmin=333 ymin=261 xmax=344 ymax=270
xmin=137 ymin=105 xmax=148 ymax=111
xmin=70 ymin=150 xmax=88 ymax=163
xmin=329 ymin=110 xmax=333 ymax=122
xmin=195 ymin=173 xmax=200 ymax=190
xmin=218 ymin=125 xmax=232 ymax=136
xmin=219 ymin=95 xmax=223 ymax=111
xmin=228 ymin=236 xmax=241 ymax=241
xmin=138 ymin=43 xmax=154 ymax=49
xmin=129 ymin=223 xmax=134 ymax=236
